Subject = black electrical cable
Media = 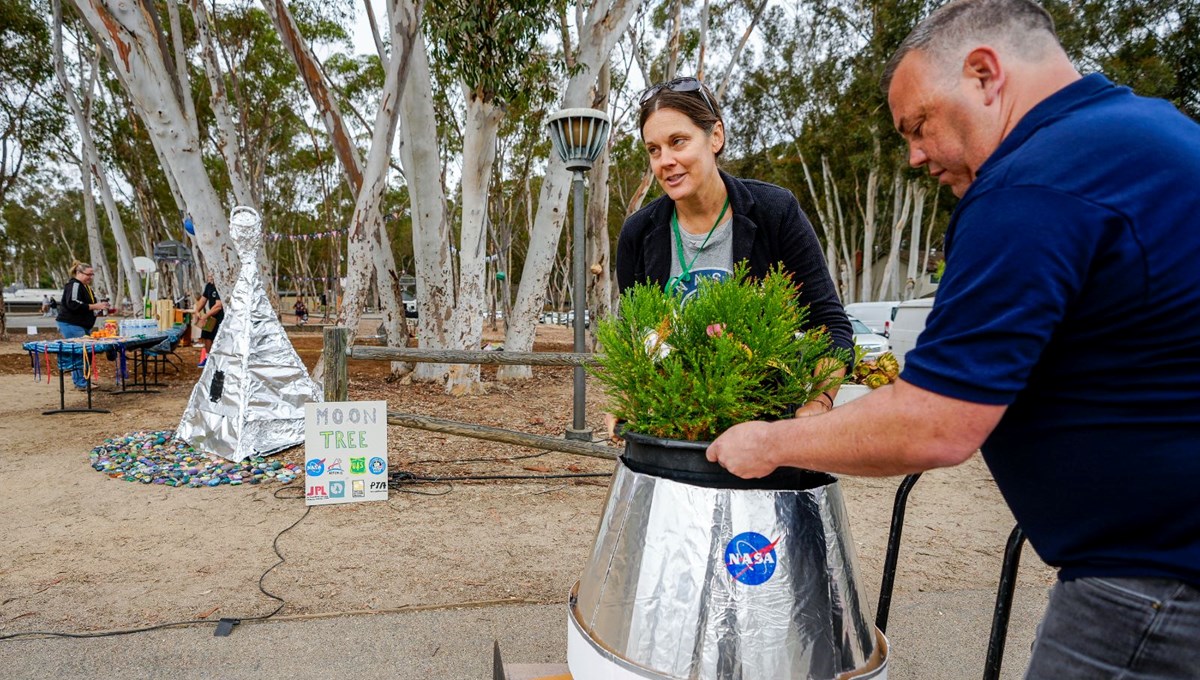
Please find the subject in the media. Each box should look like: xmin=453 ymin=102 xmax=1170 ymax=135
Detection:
xmin=408 ymin=450 xmax=552 ymax=465
xmin=0 ymin=485 xmax=310 ymax=642
xmin=398 ymin=471 xmax=611 ymax=482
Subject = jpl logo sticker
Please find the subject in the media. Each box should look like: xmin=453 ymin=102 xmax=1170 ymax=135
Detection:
xmin=724 ymin=532 xmax=780 ymax=586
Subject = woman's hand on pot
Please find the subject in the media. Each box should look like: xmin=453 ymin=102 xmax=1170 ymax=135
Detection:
xmin=604 ymin=413 xmax=623 ymax=443
xmin=795 ymin=399 xmax=830 ymax=418
xmin=707 ymin=421 xmax=779 ymax=479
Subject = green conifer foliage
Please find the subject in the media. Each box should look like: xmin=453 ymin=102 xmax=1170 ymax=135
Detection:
xmin=592 ymin=264 xmax=849 ymax=442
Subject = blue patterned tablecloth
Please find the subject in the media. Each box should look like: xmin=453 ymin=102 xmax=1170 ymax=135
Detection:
xmin=23 ymin=325 xmax=185 ymax=357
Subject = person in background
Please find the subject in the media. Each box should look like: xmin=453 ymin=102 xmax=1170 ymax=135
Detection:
xmin=41 ymin=294 xmax=50 ymax=316
xmin=293 ymin=298 xmax=309 ymax=326
xmin=706 ymin=1 xmax=1200 ymax=677
xmin=616 ymin=75 xmax=853 ymax=422
xmin=191 ymin=272 xmax=224 ymax=367
xmin=57 ymin=262 xmax=110 ymax=390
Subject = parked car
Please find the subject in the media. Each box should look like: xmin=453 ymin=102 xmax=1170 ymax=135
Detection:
xmin=844 ymin=301 xmax=900 ymax=337
xmin=889 ymin=297 xmax=935 ymax=367
xmin=849 ymin=316 xmax=890 ymax=362
xmin=565 ymin=310 xmax=590 ymax=328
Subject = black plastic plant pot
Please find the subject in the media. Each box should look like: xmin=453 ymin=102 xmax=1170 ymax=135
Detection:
xmin=620 ymin=429 xmax=835 ymax=491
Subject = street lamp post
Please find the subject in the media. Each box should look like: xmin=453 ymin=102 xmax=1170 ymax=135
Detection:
xmin=545 ymin=108 xmax=611 ymax=441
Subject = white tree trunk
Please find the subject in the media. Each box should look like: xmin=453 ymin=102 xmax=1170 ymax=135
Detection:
xmin=263 ymin=0 xmax=415 ymax=386
xmin=921 ymin=184 xmax=941 ymax=283
xmin=189 ymin=0 xmax=253 ymax=207
xmin=54 ymin=0 xmax=141 ymax=305
xmin=499 ymin=0 xmax=640 ymax=381
xmin=399 ymin=37 xmax=455 ymax=382
xmin=905 ymin=184 xmax=927 ymax=301
xmin=70 ymin=0 xmax=237 ymax=291
xmin=445 ymin=92 xmax=503 ymax=395
xmin=876 ymin=175 xmax=911 ymax=301
xmin=798 ymin=151 xmax=839 ymax=298
xmin=78 ymin=156 xmax=110 ymax=298
xmin=860 ymin=166 xmax=879 ymax=303
xmin=823 ymin=156 xmax=854 ymax=303
xmin=261 ymin=0 xmax=364 ymax=193
xmin=586 ymin=65 xmax=613 ymax=351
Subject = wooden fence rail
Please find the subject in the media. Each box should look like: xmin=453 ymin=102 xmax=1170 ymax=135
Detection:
xmin=322 ymin=326 xmax=615 ymax=460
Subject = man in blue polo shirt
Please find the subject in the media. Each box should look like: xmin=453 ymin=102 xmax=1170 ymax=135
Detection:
xmin=706 ymin=0 xmax=1200 ymax=676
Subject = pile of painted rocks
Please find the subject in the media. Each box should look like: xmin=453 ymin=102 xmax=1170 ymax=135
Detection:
xmin=90 ymin=430 xmax=302 ymax=488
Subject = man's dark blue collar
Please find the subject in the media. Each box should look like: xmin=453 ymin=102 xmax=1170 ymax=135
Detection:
xmin=977 ymin=73 xmax=1117 ymax=181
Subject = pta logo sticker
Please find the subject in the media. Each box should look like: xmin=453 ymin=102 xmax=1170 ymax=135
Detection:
xmin=724 ymin=532 xmax=780 ymax=586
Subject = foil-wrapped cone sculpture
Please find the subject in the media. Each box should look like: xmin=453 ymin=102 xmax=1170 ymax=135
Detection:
xmin=176 ymin=206 xmax=323 ymax=461
xmin=568 ymin=433 xmax=888 ymax=679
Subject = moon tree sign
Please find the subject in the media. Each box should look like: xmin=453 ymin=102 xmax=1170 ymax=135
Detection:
xmin=305 ymin=401 xmax=388 ymax=506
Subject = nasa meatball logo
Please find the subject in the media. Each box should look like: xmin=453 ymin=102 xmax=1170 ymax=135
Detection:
xmin=724 ymin=532 xmax=780 ymax=585
xmin=305 ymin=458 xmax=325 ymax=477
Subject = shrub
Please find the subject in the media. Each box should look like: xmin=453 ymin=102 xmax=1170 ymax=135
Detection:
xmin=591 ymin=264 xmax=849 ymax=441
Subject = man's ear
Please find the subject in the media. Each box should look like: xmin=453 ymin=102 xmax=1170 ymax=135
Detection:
xmin=963 ymin=46 xmax=1004 ymax=105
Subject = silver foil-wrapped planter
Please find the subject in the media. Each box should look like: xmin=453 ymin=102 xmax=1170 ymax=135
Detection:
xmin=175 ymin=206 xmax=323 ymax=461
xmin=568 ymin=431 xmax=888 ymax=679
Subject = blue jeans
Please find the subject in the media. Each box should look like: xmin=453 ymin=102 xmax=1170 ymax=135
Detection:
xmin=56 ymin=321 xmax=90 ymax=388
xmin=1026 ymin=577 xmax=1200 ymax=679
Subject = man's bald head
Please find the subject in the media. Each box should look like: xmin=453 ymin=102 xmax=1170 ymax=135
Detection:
xmin=881 ymin=0 xmax=1062 ymax=94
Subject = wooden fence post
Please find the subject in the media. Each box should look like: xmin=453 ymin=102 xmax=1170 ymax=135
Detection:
xmin=323 ymin=325 xmax=349 ymax=401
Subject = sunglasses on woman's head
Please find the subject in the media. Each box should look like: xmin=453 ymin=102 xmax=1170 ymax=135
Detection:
xmin=639 ymin=76 xmax=716 ymax=116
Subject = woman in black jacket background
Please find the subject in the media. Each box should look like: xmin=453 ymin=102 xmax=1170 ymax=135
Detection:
xmin=616 ymin=77 xmax=852 ymax=417
xmin=56 ymin=261 xmax=110 ymax=390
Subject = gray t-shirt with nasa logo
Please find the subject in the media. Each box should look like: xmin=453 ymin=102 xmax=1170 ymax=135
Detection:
xmin=668 ymin=215 xmax=734 ymax=302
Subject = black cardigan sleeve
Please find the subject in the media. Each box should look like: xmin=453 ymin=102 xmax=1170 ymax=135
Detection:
xmin=780 ymin=198 xmax=854 ymax=353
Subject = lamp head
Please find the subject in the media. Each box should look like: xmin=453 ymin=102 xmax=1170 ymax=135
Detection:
xmin=546 ymin=108 xmax=611 ymax=172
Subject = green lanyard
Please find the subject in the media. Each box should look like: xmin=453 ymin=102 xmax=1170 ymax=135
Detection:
xmin=666 ymin=197 xmax=730 ymax=293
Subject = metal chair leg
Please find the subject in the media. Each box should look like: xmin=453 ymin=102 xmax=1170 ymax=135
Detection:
xmin=982 ymin=524 xmax=1026 ymax=680
xmin=876 ymin=472 xmax=922 ymax=634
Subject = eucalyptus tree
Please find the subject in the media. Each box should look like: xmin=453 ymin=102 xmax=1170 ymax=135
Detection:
xmin=0 ymin=0 xmax=66 ymax=209
xmin=52 ymin=0 xmax=141 ymax=307
xmin=1049 ymin=0 xmax=1199 ymax=119
xmin=262 ymin=0 xmax=416 ymax=377
xmin=67 ymin=0 xmax=238 ymax=291
xmin=498 ymin=0 xmax=642 ymax=382
xmin=408 ymin=0 xmax=560 ymax=393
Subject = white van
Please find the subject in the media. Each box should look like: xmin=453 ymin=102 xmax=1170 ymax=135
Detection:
xmin=889 ymin=297 xmax=935 ymax=367
xmin=844 ymin=301 xmax=899 ymax=337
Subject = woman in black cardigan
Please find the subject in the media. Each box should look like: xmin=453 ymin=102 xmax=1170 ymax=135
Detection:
xmin=616 ymin=76 xmax=853 ymax=417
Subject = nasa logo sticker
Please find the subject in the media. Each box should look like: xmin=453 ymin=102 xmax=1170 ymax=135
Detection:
xmin=724 ymin=531 xmax=780 ymax=586
xmin=305 ymin=458 xmax=325 ymax=477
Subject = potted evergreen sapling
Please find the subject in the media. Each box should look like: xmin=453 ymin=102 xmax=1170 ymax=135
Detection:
xmin=591 ymin=264 xmax=850 ymax=486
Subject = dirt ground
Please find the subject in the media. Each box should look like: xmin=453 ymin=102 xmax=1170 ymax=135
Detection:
xmin=0 ymin=319 xmax=1054 ymax=639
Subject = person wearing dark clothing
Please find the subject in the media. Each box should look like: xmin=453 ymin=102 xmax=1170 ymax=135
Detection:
xmin=616 ymin=76 xmax=852 ymax=423
xmin=707 ymin=1 xmax=1200 ymax=676
xmin=57 ymin=261 xmax=110 ymax=389
xmin=191 ymin=273 xmax=224 ymax=366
